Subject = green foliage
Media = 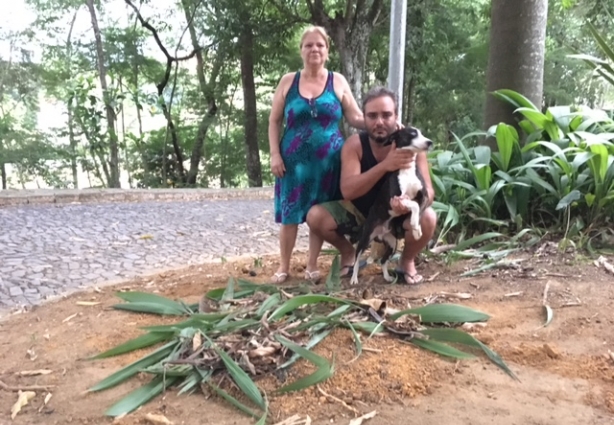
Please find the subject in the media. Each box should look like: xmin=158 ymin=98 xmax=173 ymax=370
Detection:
xmin=430 ymin=89 xmax=614 ymax=251
xmin=89 ymin=278 xmax=513 ymax=419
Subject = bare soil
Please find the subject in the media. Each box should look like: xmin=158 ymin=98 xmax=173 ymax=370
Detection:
xmin=1 ymin=247 xmax=614 ymax=425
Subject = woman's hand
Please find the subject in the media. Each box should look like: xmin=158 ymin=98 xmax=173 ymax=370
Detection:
xmin=271 ymin=153 xmax=286 ymax=178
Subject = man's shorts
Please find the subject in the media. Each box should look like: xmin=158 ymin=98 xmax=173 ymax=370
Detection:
xmin=320 ymin=200 xmax=406 ymax=244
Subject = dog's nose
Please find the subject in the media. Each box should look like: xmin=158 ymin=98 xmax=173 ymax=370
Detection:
xmin=426 ymin=140 xmax=433 ymax=148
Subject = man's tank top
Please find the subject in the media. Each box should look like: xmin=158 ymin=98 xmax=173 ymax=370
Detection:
xmin=351 ymin=131 xmax=387 ymax=217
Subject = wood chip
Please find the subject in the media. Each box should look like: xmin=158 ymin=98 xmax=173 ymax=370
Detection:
xmin=317 ymin=385 xmax=360 ymax=416
xmin=273 ymin=414 xmax=312 ymax=425
xmin=439 ymin=291 xmax=472 ymax=300
xmin=595 ymin=256 xmax=614 ymax=275
xmin=144 ymin=413 xmax=173 ymax=425
xmin=76 ymin=301 xmax=101 ymax=306
xmin=504 ymin=291 xmax=523 ymax=297
xmin=17 ymin=370 xmax=53 ymax=377
xmin=349 ymin=410 xmax=378 ymax=425
xmin=62 ymin=313 xmax=78 ymax=323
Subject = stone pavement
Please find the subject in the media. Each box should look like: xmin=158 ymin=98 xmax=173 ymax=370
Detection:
xmin=0 ymin=197 xmax=310 ymax=313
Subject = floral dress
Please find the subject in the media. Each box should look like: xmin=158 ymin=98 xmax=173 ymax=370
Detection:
xmin=274 ymin=71 xmax=344 ymax=224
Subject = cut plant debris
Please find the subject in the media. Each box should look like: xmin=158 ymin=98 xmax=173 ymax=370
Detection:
xmin=89 ymin=265 xmax=517 ymax=422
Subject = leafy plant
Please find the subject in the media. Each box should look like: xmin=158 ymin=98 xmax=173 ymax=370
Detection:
xmin=88 ymin=277 xmax=515 ymax=420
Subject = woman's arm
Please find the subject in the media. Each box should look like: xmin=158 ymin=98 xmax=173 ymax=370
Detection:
xmin=268 ymin=73 xmax=293 ymax=177
xmin=334 ymin=73 xmax=365 ymax=130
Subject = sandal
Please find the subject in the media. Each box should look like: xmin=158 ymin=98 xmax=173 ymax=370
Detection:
xmin=270 ymin=272 xmax=289 ymax=283
xmin=304 ymin=270 xmax=321 ymax=283
xmin=340 ymin=260 xmax=367 ymax=278
xmin=395 ymin=268 xmax=424 ymax=285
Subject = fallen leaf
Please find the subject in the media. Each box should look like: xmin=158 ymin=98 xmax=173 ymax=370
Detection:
xmin=192 ymin=332 xmax=202 ymax=353
xmin=359 ymin=298 xmax=385 ymax=310
xmin=11 ymin=390 xmax=36 ymax=419
xmin=349 ymin=410 xmax=377 ymax=425
xmin=139 ymin=234 xmax=154 ymax=240
xmin=17 ymin=370 xmax=53 ymax=377
xmin=144 ymin=413 xmax=173 ymax=425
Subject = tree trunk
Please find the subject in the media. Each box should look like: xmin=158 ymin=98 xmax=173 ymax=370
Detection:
xmin=86 ymin=0 xmax=121 ymax=187
xmin=483 ymin=0 xmax=548 ymax=147
xmin=308 ymin=0 xmax=384 ymax=102
xmin=182 ymin=0 xmax=220 ymax=186
xmin=1 ymin=162 xmax=6 ymax=189
xmin=66 ymin=10 xmax=79 ymax=188
xmin=67 ymin=108 xmax=79 ymax=188
xmin=239 ymin=22 xmax=262 ymax=187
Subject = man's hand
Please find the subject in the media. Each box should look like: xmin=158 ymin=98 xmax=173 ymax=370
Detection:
xmin=381 ymin=145 xmax=416 ymax=172
xmin=271 ymin=153 xmax=286 ymax=178
xmin=390 ymin=196 xmax=411 ymax=215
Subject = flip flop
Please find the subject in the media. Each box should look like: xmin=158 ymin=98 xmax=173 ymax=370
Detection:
xmin=270 ymin=272 xmax=289 ymax=283
xmin=340 ymin=260 xmax=367 ymax=278
xmin=395 ymin=268 xmax=424 ymax=285
xmin=304 ymin=270 xmax=321 ymax=283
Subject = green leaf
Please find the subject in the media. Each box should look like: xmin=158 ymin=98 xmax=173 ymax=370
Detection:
xmin=114 ymin=291 xmax=184 ymax=308
xmin=91 ymin=332 xmax=173 ymax=359
xmin=269 ymin=295 xmax=351 ymax=320
xmin=256 ymin=293 xmax=282 ymax=317
xmin=325 ymin=255 xmax=341 ymax=292
xmin=89 ymin=341 xmax=178 ymax=391
xmin=556 ymin=190 xmax=581 ymax=210
xmin=390 ymin=304 xmax=490 ymax=323
xmin=275 ymin=335 xmax=334 ymax=393
xmin=453 ymin=232 xmax=504 ymax=251
xmin=420 ymin=328 xmax=518 ymax=380
xmin=112 ymin=302 xmax=188 ymax=316
xmin=344 ymin=320 xmax=363 ymax=360
xmin=408 ymin=338 xmax=475 ymax=359
xmin=495 ymin=123 xmax=518 ymax=172
xmin=278 ymin=329 xmax=333 ymax=369
xmin=212 ymin=341 xmax=266 ymax=410
xmin=208 ymin=382 xmax=260 ymax=419
xmin=105 ymin=375 xmax=180 ymax=417
xmin=492 ymin=89 xmax=540 ymax=111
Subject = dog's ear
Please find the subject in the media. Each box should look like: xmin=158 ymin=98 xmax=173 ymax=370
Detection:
xmin=382 ymin=131 xmax=399 ymax=146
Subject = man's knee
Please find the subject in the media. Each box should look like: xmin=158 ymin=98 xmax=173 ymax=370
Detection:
xmin=306 ymin=204 xmax=333 ymax=230
xmin=421 ymin=207 xmax=437 ymax=232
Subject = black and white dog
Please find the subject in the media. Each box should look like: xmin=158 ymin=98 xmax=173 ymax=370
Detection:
xmin=350 ymin=126 xmax=433 ymax=285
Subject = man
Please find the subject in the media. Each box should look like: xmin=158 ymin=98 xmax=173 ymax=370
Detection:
xmin=305 ymin=86 xmax=437 ymax=284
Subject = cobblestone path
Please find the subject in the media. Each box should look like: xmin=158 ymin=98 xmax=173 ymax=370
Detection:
xmin=0 ymin=199 xmax=309 ymax=311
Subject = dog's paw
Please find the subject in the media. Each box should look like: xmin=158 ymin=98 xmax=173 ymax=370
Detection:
xmin=412 ymin=227 xmax=423 ymax=240
xmin=382 ymin=268 xmax=394 ymax=283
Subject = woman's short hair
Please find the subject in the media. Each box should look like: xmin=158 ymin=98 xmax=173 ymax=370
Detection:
xmin=300 ymin=25 xmax=330 ymax=49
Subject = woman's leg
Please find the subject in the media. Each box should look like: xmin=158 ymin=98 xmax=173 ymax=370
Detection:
xmin=272 ymin=223 xmax=298 ymax=282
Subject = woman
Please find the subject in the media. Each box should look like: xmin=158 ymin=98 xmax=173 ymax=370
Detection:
xmin=268 ymin=25 xmax=364 ymax=283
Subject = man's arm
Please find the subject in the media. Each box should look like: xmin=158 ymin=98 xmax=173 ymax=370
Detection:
xmin=339 ymin=135 xmax=390 ymax=200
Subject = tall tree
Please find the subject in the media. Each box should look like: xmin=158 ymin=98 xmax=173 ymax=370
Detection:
xmin=85 ymin=0 xmax=121 ymax=187
xmin=306 ymin=0 xmax=384 ymax=100
xmin=483 ymin=0 xmax=549 ymax=143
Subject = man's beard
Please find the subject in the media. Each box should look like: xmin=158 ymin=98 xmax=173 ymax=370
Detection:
xmin=368 ymin=131 xmax=390 ymax=145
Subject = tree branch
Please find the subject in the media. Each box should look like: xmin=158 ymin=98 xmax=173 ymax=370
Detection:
xmin=368 ymin=0 xmax=384 ymax=26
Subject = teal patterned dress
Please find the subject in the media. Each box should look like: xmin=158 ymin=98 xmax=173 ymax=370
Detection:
xmin=274 ymin=71 xmax=345 ymax=225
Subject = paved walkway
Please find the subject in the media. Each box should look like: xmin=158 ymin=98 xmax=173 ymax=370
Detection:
xmin=0 ymin=199 xmax=310 ymax=312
